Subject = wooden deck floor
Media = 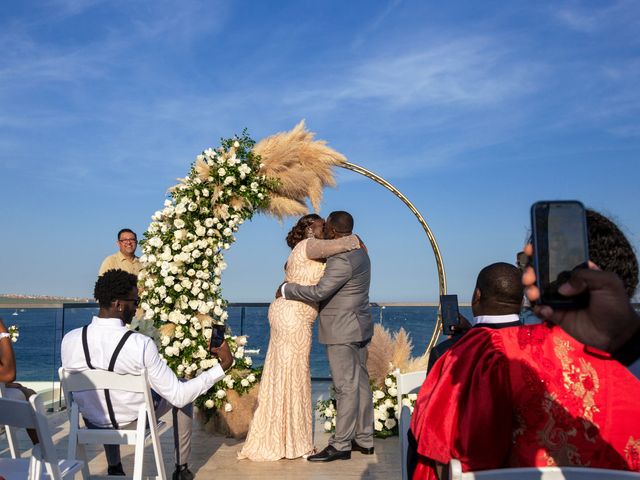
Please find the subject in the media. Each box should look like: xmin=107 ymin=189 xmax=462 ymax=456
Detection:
xmin=1 ymin=383 xmax=401 ymax=479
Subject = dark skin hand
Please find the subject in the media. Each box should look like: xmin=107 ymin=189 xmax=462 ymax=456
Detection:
xmin=522 ymin=243 xmax=640 ymax=353
xmin=210 ymin=340 xmax=234 ymax=371
xmin=275 ymin=282 xmax=284 ymax=299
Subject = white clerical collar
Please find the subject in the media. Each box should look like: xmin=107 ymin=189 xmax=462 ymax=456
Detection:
xmin=91 ymin=316 xmax=126 ymax=327
xmin=473 ymin=314 xmax=520 ymax=326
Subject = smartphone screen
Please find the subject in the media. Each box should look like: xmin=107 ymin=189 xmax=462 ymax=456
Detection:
xmin=531 ymin=201 xmax=589 ymax=308
xmin=209 ymin=324 xmax=226 ymax=352
xmin=440 ymin=294 xmax=460 ymax=335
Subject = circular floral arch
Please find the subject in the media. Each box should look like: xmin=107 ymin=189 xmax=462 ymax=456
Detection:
xmin=136 ymin=121 xmax=446 ymax=413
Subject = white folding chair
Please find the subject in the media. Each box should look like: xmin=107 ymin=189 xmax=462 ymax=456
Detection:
xmin=58 ymin=367 xmax=168 ymax=480
xmin=393 ymin=368 xmax=427 ymax=480
xmin=0 ymin=394 xmax=84 ymax=480
xmin=0 ymin=382 xmax=20 ymax=458
xmin=449 ymin=459 xmax=640 ymax=480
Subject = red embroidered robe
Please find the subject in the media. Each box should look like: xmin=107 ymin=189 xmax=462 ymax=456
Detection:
xmin=410 ymin=323 xmax=640 ymax=479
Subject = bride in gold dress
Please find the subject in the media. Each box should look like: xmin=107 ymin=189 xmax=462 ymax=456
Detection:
xmin=238 ymin=214 xmax=360 ymax=461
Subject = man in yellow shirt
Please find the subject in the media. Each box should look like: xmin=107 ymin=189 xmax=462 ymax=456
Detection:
xmin=98 ymin=229 xmax=141 ymax=276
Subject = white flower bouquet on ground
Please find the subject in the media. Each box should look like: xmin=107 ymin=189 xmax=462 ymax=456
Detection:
xmin=316 ymin=325 xmax=428 ymax=438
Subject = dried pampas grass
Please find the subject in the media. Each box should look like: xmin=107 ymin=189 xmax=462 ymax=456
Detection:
xmin=367 ymin=324 xmax=430 ymax=386
xmin=367 ymin=324 xmax=394 ymax=387
xmin=254 ymin=120 xmax=346 ymax=219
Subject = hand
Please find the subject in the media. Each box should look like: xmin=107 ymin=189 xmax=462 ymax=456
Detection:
xmin=211 ymin=340 xmax=233 ymax=371
xmin=0 ymin=318 xmax=7 ymax=333
xmin=522 ymin=244 xmax=640 ymax=352
xmin=275 ymin=282 xmax=285 ymax=299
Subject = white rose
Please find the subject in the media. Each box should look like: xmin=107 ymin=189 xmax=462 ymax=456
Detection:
xmin=224 ymin=402 xmax=233 ymax=412
xmin=385 ymin=377 xmax=394 ymax=388
xmin=215 ymin=389 xmax=226 ymax=399
xmin=217 ymin=167 xmax=226 ymax=176
xmin=245 ymin=357 xmax=252 ymax=366
xmin=324 ymin=421 xmax=332 ymax=432
xmin=196 ymin=226 xmax=206 ymax=237
xmin=384 ymin=399 xmax=394 ymax=408
xmin=384 ymin=418 xmax=397 ymax=430
xmin=240 ymin=379 xmax=249 ymax=387
xmin=247 ymin=374 xmax=256 ymax=383
xmin=388 ymin=387 xmax=398 ymax=397
xmin=181 ymin=338 xmax=191 ymax=348
xmin=174 ymin=219 xmax=185 ymax=229
xmin=374 ymin=420 xmax=383 ymax=432
xmin=373 ymin=390 xmax=385 ymax=400
xmin=233 ymin=140 xmax=240 ymax=148
xmin=204 ymin=399 xmax=215 ymax=409
xmin=324 ymin=408 xmax=333 ymax=418
xmin=408 ymin=393 xmax=418 ymax=401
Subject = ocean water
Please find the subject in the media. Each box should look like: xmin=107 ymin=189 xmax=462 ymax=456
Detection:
xmin=1 ymin=305 xmax=470 ymax=383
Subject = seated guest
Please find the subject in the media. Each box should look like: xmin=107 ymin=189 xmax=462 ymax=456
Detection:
xmin=99 ymin=228 xmax=141 ymax=276
xmin=410 ymin=210 xmax=640 ymax=479
xmin=427 ymin=263 xmax=523 ymax=373
xmin=0 ymin=317 xmax=38 ymax=444
xmin=62 ymin=270 xmax=233 ymax=479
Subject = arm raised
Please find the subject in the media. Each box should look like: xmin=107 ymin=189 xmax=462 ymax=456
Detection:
xmin=285 ymin=255 xmax=352 ymax=303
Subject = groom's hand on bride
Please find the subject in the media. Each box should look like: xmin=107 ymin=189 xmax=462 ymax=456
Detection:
xmin=275 ymin=282 xmax=285 ymax=299
xmin=211 ymin=340 xmax=234 ymax=371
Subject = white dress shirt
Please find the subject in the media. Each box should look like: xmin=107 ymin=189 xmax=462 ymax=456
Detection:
xmin=472 ymin=314 xmax=521 ymax=326
xmin=61 ymin=316 xmax=224 ymax=427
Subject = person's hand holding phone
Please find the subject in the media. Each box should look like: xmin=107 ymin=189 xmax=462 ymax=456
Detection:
xmin=210 ymin=340 xmax=233 ymax=371
xmin=523 ymin=243 xmax=640 ymax=353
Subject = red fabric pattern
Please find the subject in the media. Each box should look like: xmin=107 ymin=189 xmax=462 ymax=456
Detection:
xmin=410 ymin=323 xmax=640 ymax=479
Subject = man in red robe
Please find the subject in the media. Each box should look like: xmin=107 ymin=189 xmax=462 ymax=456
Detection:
xmin=410 ymin=210 xmax=640 ymax=479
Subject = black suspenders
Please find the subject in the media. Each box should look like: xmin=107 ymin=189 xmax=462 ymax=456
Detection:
xmin=81 ymin=325 xmax=135 ymax=429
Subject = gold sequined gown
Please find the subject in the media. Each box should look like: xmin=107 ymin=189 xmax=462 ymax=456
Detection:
xmin=238 ymin=236 xmax=359 ymax=461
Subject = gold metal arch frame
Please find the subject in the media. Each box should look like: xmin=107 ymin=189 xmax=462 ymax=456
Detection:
xmin=339 ymin=162 xmax=447 ymax=353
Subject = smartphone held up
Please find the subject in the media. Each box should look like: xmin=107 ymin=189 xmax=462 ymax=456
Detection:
xmin=209 ymin=323 xmax=226 ymax=353
xmin=530 ymin=200 xmax=589 ymax=309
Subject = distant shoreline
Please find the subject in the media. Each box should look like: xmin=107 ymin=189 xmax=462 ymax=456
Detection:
xmin=0 ymin=295 xmax=470 ymax=307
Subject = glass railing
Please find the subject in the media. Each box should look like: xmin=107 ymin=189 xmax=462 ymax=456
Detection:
xmin=6 ymin=301 xmax=637 ymax=410
xmin=2 ymin=301 xmax=467 ymax=410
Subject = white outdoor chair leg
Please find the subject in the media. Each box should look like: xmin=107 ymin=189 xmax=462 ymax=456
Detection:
xmin=132 ymin=405 xmax=147 ymax=480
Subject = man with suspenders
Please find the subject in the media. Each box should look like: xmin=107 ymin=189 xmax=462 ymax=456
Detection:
xmin=61 ymin=270 xmax=233 ymax=479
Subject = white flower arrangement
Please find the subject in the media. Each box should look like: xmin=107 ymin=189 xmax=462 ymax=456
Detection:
xmin=137 ymin=132 xmax=275 ymax=412
xmin=8 ymin=325 xmax=19 ymax=343
xmin=316 ymin=373 xmax=418 ymax=438
xmin=316 ymin=325 xmax=428 ymax=438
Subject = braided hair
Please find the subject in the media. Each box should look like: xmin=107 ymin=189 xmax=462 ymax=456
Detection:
xmin=286 ymin=214 xmax=322 ymax=249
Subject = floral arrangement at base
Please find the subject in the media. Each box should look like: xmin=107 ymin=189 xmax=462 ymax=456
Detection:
xmin=196 ymin=383 xmax=260 ymax=439
xmin=316 ymin=324 xmax=428 ymax=438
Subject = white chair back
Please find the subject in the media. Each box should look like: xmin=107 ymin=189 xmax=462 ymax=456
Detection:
xmin=449 ymin=459 xmax=640 ymax=479
xmin=0 ymin=394 xmax=84 ymax=480
xmin=394 ymin=368 xmax=427 ymax=480
xmin=0 ymin=382 xmax=20 ymax=458
xmin=58 ymin=367 xmax=167 ymax=480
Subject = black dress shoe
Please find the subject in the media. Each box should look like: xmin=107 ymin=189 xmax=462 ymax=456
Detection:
xmin=306 ymin=445 xmax=351 ymax=462
xmin=172 ymin=464 xmax=194 ymax=480
xmin=107 ymin=463 xmax=125 ymax=476
xmin=351 ymin=440 xmax=375 ymax=455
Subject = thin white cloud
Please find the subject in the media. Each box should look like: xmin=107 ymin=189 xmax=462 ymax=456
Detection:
xmin=287 ymin=37 xmax=543 ymax=111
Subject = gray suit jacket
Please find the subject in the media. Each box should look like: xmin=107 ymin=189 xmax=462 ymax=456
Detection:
xmin=284 ymin=248 xmax=372 ymax=345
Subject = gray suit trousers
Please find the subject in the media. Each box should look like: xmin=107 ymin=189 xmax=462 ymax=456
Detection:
xmin=326 ymin=342 xmax=375 ymax=451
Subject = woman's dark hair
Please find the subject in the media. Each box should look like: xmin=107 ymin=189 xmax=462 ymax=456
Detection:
xmin=286 ymin=214 xmax=322 ymax=249
xmin=586 ymin=209 xmax=638 ymax=298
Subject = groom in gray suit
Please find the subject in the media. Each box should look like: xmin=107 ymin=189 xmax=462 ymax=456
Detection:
xmin=277 ymin=211 xmax=375 ymax=462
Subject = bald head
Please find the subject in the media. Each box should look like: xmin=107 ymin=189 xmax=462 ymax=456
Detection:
xmin=472 ymin=262 xmax=523 ymax=316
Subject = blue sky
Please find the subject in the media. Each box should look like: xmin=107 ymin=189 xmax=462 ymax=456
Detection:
xmin=1 ymin=0 xmax=639 ymax=302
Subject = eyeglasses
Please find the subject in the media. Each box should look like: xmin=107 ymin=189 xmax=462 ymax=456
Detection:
xmin=118 ymin=238 xmax=137 ymax=244
xmin=119 ymin=298 xmax=140 ymax=306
